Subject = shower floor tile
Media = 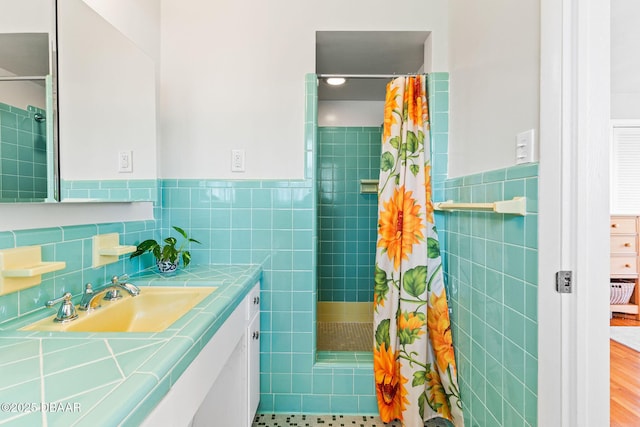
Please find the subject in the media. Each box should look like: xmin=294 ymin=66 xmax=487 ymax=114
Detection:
xmin=317 ymin=322 xmax=372 ymax=352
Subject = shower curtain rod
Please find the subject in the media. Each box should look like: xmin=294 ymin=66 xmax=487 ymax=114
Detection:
xmin=317 ymin=73 xmax=424 ymax=79
xmin=0 ymin=76 xmax=47 ymax=82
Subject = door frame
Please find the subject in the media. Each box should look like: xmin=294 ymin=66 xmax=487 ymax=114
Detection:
xmin=538 ymin=0 xmax=610 ymax=425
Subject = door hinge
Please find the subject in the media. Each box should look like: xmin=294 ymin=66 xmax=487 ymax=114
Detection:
xmin=556 ymin=270 xmax=573 ymax=293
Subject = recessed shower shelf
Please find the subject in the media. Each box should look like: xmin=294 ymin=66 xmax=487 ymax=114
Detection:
xmin=433 ymin=197 xmax=526 ymax=216
xmin=360 ymin=179 xmax=378 ymax=194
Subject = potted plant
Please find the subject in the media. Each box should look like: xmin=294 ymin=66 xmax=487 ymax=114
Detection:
xmin=130 ymin=226 xmax=201 ymax=273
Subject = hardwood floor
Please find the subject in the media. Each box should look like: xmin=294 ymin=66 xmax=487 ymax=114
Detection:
xmin=611 ymin=316 xmax=640 ymax=426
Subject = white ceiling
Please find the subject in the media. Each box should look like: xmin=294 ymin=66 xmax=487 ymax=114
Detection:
xmin=315 ymin=31 xmax=429 ymax=101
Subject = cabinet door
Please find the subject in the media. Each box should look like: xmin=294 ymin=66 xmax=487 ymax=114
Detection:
xmin=247 ymin=312 xmax=260 ymax=426
xmin=192 ymin=338 xmax=246 ymax=427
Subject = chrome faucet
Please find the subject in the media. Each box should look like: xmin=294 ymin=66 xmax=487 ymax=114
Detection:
xmin=46 ymin=292 xmax=79 ymax=322
xmin=103 ymin=275 xmax=140 ymax=301
xmin=78 ymin=283 xmax=104 ymax=311
xmin=78 ymin=276 xmax=140 ymax=311
xmin=116 ymin=275 xmax=140 ymax=296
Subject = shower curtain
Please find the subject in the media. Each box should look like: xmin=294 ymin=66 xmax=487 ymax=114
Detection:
xmin=373 ymin=75 xmax=463 ymax=426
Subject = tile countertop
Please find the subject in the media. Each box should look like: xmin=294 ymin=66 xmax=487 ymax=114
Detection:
xmin=0 ymin=264 xmax=262 ymax=427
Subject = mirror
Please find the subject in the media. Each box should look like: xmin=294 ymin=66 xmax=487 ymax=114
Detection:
xmin=0 ymin=0 xmax=157 ymax=204
xmin=0 ymin=1 xmax=56 ymax=203
xmin=57 ymin=0 xmax=157 ymax=202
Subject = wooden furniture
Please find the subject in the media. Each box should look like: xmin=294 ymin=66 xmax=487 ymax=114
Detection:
xmin=610 ymin=216 xmax=640 ymax=319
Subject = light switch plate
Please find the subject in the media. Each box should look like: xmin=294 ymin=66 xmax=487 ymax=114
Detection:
xmin=516 ymin=129 xmax=536 ymax=164
xmin=231 ymin=149 xmax=245 ymax=172
xmin=118 ymin=150 xmax=133 ymax=173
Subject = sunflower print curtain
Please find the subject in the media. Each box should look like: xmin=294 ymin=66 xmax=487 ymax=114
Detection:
xmin=373 ymin=75 xmax=463 ymax=427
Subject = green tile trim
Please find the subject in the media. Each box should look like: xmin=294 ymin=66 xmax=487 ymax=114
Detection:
xmin=60 ymin=179 xmax=158 ymax=202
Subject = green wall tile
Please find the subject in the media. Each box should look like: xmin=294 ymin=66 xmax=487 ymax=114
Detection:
xmin=443 ymin=164 xmax=538 ymax=426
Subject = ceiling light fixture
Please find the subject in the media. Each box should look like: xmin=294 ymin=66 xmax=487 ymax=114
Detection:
xmin=326 ymin=77 xmax=346 ymax=86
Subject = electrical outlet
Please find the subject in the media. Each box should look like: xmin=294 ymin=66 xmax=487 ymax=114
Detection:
xmin=515 ymin=129 xmax=536 ymax=165
xmin=118 ymin=150 xmax=133 ymax=173
xmin=231 ymin=149 xmax=245 ymax=172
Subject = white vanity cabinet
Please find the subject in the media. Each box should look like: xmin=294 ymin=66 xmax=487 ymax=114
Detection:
xmin=142 ymin=283 xmax=260 ymax=427
xmin=246 ymin=285 xmax=261 ymax=426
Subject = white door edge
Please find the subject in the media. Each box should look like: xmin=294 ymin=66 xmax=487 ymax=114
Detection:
xmin=538 ymin=0 xmax=610 ymax=426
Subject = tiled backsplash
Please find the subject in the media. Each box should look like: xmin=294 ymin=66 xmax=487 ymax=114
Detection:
xmin=0 ymin=220 xmax=157 ymax=324
xmin=317 ymin=126 xmax=380 ymax=303
xmin=0 ymin=103 xmax=48 ymax=201
xmin=442 ymin=163 xmax=539 ymax=427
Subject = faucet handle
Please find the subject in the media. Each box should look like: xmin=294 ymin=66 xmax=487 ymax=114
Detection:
xmin=46 ymin=292 xmax=78 ymax=323
xmin=46 ymin=292 xmax=72 ymax=308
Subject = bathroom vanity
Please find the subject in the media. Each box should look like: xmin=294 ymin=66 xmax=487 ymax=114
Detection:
xmin=0 ymin=264 xmax=261 ymax=426
xmin=142 ymin=283 xmax=261 ymax=426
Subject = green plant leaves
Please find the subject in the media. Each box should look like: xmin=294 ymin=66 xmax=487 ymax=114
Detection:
xmin=130 ymin=226 xmax=201 ymax=268
xmin=418 ymin=392 xmax=427 ymax=419
xmin=399 ymin=143 xmax=408 ymax=160
xmin=375 ymin=319 xmax=391 ymax=350
xmin=161 ymin=244 xmax=178 ymax=263
xmin=182 ymin=251 xmax=192 ymax=267
xmin=413 ymin=370 xmax=427 ymax=387
xmin=403 ymin=266 xmax=428 ymax=298
xmin=173 ymin=226 xmax=188 ymax=239
xmin=152 ymin=245 xmax=162 ymax=260
xmin=374 ymin=265 xmax=389 ymax=308
xmin=374 ymin=264 xmax=389 ymax=289
xmin=380 ymin=152 xmax=395 ymax=172
xmin=129 ymin=239 xmax=159 ymax=259
xmin=427 ymin=237 xmax=440 ymax=259
xmin=406 ymin=131 xmax=419 ymax=153
xmin=398 ymin=313 xmax=426 ymax=345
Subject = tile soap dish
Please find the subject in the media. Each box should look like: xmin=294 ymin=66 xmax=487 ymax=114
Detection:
xmin=0 ymin=246 xmax=66 ymax=295
xmin=93 ymin=233 xmax=136 ymax=267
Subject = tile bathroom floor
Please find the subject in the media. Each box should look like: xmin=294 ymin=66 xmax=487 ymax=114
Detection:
xmin=252 ymin=414 xmax=452 ymax=426
xmin=252 ymin=414 xmax=401 ymax=426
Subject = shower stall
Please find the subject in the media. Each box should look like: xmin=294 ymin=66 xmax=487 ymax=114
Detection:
xmin=316 ymin=124 xmax=382 ymax=352
xmin=314 ymin=72 xmax=390 ymax=353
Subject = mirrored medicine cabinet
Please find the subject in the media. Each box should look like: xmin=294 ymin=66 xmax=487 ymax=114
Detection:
xmin=0 ymin=0 xmax=157 ymax=204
